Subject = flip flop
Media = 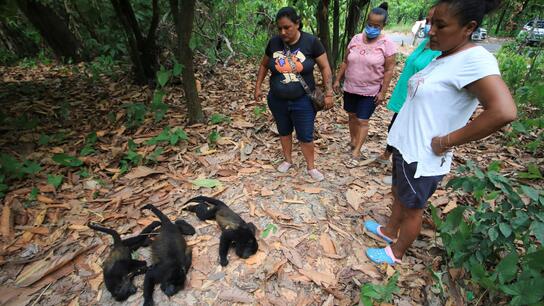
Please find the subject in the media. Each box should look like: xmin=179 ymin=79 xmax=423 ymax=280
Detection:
xmin=364 ymin=220 xmax=394 ymax=244
xmin=366 ymin=246 xmax=402 ymax=265
xmin=343 ymin=158 xmax=359 ymax=168
xmin=375 ymin=156 xmax=391 ymax=165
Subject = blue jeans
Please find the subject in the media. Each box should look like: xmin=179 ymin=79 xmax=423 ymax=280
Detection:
xmin=267 ymin=93 xmax=316 ymax=143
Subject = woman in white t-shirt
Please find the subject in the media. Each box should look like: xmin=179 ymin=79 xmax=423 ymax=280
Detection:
xmin=363 ymin=0 xmax=517 ymax=265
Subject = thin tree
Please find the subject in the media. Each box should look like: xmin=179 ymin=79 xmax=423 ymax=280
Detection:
xmin=316 ymin=0 xmax=332 ymax=68
xmin=110 ymin=0 xmax=160 ymax=84
xmin=169 ymin=0 xmax=204 ymax=123
xmin=332 ymin=0 xmax=340 ymax=70
xmin=16 ymin=0 xmax=82 ymax=61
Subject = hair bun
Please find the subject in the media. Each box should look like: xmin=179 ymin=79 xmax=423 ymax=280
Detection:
xmin=484 ymin=0 xmax=501 ymax=14
xmin=378 ymin=2 xmax=389 ymax=11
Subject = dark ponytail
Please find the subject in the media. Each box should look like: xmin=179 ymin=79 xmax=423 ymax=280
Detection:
xmin=370 ymin=2 xmax=389 ymax=24
xmin=436 ymin=0 xmax=502 ymax=27
xmin=276 ymin=7 xmax=303 ymax=31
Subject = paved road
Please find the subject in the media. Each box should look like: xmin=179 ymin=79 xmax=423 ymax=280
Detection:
xmin=387 ymin=32 xmax=504 ymax=53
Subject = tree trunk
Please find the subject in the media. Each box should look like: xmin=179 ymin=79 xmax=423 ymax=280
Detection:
xmin=169 ymin=0 xmax=204 ymax=124
xmin=0 ymin=20 xmax=39 ymax=57
xmin=316 ymin=0 xmax=332 ymax=68
xmin=341 ymin=0 xmax=369 ymax=61
xmin=16 ymin=0 xmax=82 ymax=62
xmin=332 ymin=0 xmax=340 ymax=69
xmin=345 ymin=0 xmax=369 ymax=41
xmin=110 ymin=0 xmax=159 ymax=84
xmin=495 ymin=3 xmax=509 ymax=34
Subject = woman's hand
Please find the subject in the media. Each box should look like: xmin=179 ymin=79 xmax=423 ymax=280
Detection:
xmin=324 ymin=95 xmax=334 ymax=110
xmin=333 ymin=81 xmax=341 ymax=94
xmin=254 ymin=87 xmax=262 ymax=102
xmin=431 ymin=136 xmax=450 ymax=156
xmin=374 ymin=91 xmax=385 ymax=105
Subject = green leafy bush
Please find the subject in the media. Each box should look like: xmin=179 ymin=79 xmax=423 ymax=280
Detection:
xmin=432 ymin=161 xmax=543 ymax=305
xmin=360 ymin=271 xmax=400 ymax=306
xmin=52 ymin=153 xmax=83 ymax=167
xmin=120 ymin=139 xmax=142 ymax=174
xmin=122 ymin=103 xmax=147 ymax=128
xmin=145 ymin=127 xmax=188 ymax=146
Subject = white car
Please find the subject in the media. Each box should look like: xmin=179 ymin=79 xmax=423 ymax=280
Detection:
xmin=519 ymin=20 xmax=544 ymax=45
xmin=412 ymin=20 xmax=426 ymax=38
xmin=471 ymin=27 xmax=487 ymax=41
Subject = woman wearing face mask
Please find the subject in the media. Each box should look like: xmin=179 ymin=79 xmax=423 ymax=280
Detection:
xmin=254 ymin=7 xmax=333 ymax=181
xmin=377 ymin=6 xmax=442 ymax=180
xmin=333 ymin=2 xmax=397 ymax=167
xmin=364 ymin=0 xmax=516 ymax=266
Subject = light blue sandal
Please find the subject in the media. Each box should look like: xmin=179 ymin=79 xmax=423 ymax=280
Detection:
xmin=366 ymin=246 xmax=402 ymax=266
xmin=363 ymin=220 xmax=394 ymax=244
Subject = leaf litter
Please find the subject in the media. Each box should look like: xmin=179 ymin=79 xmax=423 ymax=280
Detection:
xmin=0 ymin=55 xmax=540 ymax=306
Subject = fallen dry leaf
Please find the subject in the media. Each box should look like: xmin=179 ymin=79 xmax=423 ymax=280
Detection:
xmin=1 ymin=204 xmax=13 ymax=237
xmin=21 ymin=209 xmax=47 ymax=243
xmin=352 ymin=263 xmax=381 ymax=278
xmin=15 ymin=242 xmax=97 ymax=287
xmin=319 ymin=233 xmax=336 ymax=255
xmin=245 ymin=250 xmax=266 ymax=265
xmin=443 ymin=199 xmax=458 ymax=214
xmin=124 ymin=166 xmax=163 ymax=180
xmin=260 ymin=187 xmax=273 ymax=197
xmin=298 ymin=269 xmax=336 ymax=286
xmin=37 ymin=195 xmax=55 ymax=204
xmin=218 ymin=287 xmax=255 ymax=303
xmin=346 ymin=186 xmax=364 ymax=210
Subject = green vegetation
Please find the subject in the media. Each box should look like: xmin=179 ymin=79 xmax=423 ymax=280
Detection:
xmin=432 ymin=161 xmax=543 ymax=305
xmin=360 ymin=271 xmax=400 ymax=306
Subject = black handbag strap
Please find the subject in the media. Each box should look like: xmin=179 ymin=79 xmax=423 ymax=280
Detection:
xmin=283 ymin=43 xmax=314 ymax=96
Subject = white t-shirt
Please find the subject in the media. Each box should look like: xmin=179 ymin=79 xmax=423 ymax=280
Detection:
xmin=387 ymin=46 xmax=500 ymax=178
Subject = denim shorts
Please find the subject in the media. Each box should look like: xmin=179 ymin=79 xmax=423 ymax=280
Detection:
xmin=391 ymin=148 xmax=444 ymax=209
xmin=343 ymin=91 xmax=376 ymax=120
xmin=267 ymin=93 xmax=316 ymax=143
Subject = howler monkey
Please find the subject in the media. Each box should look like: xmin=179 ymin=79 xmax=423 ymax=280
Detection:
xmin=88 ymin=221 xmax=160 ymax=301
xmin=184 ymin=196 xmax=258 ymax=266
xmin=141 ymin=204 xmax=195 ymax=306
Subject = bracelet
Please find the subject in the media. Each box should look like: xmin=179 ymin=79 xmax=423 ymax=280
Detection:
xmin=439 ymin=134 xmax=453 ymax=149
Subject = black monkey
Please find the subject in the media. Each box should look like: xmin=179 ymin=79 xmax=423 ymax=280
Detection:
xmin=141 ymin=204 xmax=195 ymax=306
xmin=88 ymin=221 xmax=160 ymax=301
xmin=184 ymin=196 xmax=258 ymax=266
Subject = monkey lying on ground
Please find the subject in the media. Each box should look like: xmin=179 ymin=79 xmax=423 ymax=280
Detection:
xmin=184 ymin=196 xmax=258 ymax=266
xmin=141 ymin=204 xmax=195 ymax=306
xmin=88 ymin=221 xmax=160 ymax=301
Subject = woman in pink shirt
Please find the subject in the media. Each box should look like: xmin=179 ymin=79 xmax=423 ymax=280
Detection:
xmin=334 ymin=2 xmax=397 ymax=167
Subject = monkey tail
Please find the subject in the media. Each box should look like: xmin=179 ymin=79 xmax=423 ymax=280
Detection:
xmin=141 ymin=203 xmax=171 ymax=225
xmin=183 ymin=196 xmax=226 ymax=208
xmin=88 ymin=223 xmax=122 ymax=245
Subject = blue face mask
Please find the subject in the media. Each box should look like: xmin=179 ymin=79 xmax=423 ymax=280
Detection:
xmin=365 ymin=25 xmax=381 ymax=39
xmin=424 ymin=24 xmax=431 ymax=36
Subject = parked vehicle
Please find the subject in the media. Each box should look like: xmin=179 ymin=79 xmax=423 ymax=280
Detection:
xmin=519 ymin=19 xmax=544 ymax=46
xmin=412 ymin=20 xmax=426 ymax=38
xmin=471 ymin=27 xmax=487 ymax=41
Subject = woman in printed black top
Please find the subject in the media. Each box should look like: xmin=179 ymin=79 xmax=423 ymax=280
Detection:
xmin=254 ymin=7 xmax=333 ymax=182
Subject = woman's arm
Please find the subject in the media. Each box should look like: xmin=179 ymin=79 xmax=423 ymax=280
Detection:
xmin=333 ymin=49 xmax=350 ymax=93
xmin=431 ymin=75 xmax=517 ymax=155
xmin=375 ymin=54 xmax=396 ymax=105
xmin=254 ymin=55 xmax=270 ymax=102
xmin=315 ymin=53 xmax=334 ymax=109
